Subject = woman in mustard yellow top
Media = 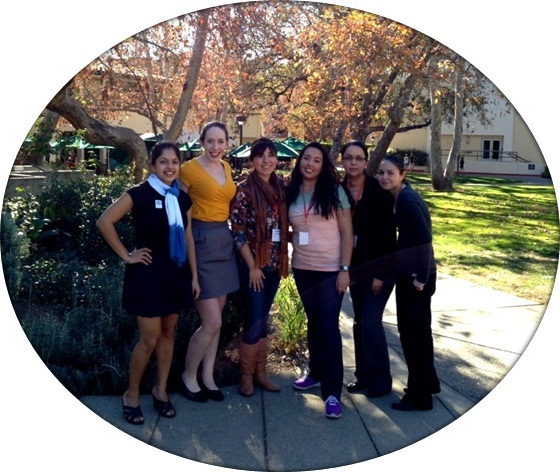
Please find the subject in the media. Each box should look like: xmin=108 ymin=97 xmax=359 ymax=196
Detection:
xmin=178 ymin=121 xmax=240 ymax=402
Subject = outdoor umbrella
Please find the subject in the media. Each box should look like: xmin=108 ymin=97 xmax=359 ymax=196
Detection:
xmin=282 ymin=137 xmax=307 ymax=152
xmin=235 ymin=140 xmax=298 ymax=161
xmin=228 ymin=142 xmax=251 ymax=157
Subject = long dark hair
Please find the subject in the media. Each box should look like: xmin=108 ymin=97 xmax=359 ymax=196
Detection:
xmin=286 ymin=142 xmax=341 ymax=219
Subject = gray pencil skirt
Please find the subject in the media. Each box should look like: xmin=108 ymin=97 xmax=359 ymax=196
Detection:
xmin=192 ymin=220 xmax=240 ymax=300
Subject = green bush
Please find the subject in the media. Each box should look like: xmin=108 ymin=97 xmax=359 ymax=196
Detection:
xmin=3 ymin=167 xmax=247 ymax=396
xmin=272 ymin=274 xmax=307 ymax=354
xmin=1 ymin=210 xmax=29 ymax=301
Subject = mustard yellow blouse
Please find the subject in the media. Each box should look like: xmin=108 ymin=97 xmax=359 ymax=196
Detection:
xmin=179 ymin=158 xmax=236 ymax=222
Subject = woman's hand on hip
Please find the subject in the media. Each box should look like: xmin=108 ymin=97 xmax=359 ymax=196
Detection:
xmin=128 ymin=247 xmax=152 ymax=265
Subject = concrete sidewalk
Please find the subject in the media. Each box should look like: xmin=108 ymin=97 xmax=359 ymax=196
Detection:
xmin=80 ymin=273 xmax=547 ymax=471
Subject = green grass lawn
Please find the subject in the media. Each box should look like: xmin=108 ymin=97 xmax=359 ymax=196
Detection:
xmin=407 ymin=174 xmax=559 ymax=304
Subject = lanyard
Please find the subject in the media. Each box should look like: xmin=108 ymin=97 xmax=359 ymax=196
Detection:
xmin=346 ymin=178 xmax=365 ymax=217
xmin=301 ymin=188 xmax=313 ymax=224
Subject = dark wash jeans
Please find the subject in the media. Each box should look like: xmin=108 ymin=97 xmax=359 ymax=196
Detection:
xmin=238 ymin=262 xmax=281 ymax=345
xmin=349 ymin=277 xmax=394 ymax=392
xmin=292 ymin=268 xmax=344 ymax=401
xmin=395 ymin=272 xmax=439 ymax=399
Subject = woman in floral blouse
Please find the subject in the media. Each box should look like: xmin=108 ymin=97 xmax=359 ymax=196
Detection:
xmin=230 ymin=138 xmax=289 ymax=396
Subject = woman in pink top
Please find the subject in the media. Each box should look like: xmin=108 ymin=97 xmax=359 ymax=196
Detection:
xmin=286 ymin=142 xmax=353 ymax=419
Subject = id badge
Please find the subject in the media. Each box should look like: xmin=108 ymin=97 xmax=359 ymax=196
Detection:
xmin=272 ymin=228 xmax=281 ymax=242
xmin=299 ymin=231 xmax=309 ymax=245
xmin=155 ymin=200 xmax=163 ymax=209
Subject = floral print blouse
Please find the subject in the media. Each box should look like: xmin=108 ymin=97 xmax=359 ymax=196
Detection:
xmin=230 ymin=179 xmax=283 ymax=270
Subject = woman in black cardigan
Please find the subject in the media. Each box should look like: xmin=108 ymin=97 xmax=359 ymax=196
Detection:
xmin=341 ymin=141 xmax=397 ymax=398
xmin=377 ymin=154 xmax=440 ymax=411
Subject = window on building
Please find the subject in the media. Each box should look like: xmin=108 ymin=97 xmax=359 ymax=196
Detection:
xmin=482 ymin=139 xmax=501 ymax=160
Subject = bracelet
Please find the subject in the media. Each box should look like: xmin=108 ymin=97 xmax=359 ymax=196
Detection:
xmin=126 ymin=252 xmax=132 ymax=264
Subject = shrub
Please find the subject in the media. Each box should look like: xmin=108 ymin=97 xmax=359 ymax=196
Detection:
xmin=1 ymin=210 xmax=29 ymax=301
xmin=3 ymin=167 xmax=246 ymax=395
xmin=272 ymin=274 xmax=307 ymax=354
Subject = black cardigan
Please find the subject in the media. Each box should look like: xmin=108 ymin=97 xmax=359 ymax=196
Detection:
xmin=342 ymin=175 xmax=396 ymax=283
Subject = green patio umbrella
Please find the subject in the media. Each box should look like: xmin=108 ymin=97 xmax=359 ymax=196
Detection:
xmin=228 ymin=142 xmax=251 ymax=157
xmin=50 ymin=135 xmax=89 ymax=150
xmin=282 ymin=137 xmax=307 ymax=152
xmin=235 ymin=140 xmax=298 ymax=161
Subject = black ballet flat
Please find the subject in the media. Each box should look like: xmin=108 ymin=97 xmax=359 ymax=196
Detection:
xmin=200 ymin=383 xmax=224 ymax=402
xmin=180 ymin=380 xmax=208 ymax=403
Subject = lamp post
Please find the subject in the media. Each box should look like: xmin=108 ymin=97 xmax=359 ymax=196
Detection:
xmin=236 ymin=115 xmax=247 ymax=145
xmin=236 ymin=115 xmax=247 ymax=171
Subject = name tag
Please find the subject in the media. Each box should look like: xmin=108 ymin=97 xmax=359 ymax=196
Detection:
xmin=272 ymin=228 xmax=281 ymax=242
xmin=299 ymin=231 xmax=309 ymax=245
xmin=155 ymin=200 xmax=163 ymax=209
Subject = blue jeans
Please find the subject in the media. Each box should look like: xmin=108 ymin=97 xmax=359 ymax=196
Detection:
xmin=292 ymin=268 xmax=344 ymax=401
xmin=238 ymin=262 xmax=281 ymax=345
xmin=349 ymin=277 xmax=394 ymax=392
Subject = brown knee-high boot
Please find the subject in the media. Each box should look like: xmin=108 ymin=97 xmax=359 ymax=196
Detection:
xmin=254 ymin=338 xmax=280 ymax=392
xmin=239 ymin=341 xmax=259 ymax=397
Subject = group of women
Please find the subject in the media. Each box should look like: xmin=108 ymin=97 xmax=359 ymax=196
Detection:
xmin=96 ymin=120 xmax=439 ymax=425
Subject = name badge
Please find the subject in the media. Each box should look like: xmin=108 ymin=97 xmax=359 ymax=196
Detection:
xmin=155 ymin=200 xmax=163 ymax=209
xmin=272 ymin=228 xmax=281 ymax=242
xmin=299 ymin=231 xmax=309 ymax=245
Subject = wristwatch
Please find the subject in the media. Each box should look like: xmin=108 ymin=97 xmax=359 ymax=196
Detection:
xmin=340 ymin=265 xmax=349 ymax=272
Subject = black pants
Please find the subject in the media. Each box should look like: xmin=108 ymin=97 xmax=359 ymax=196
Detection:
xmin=395 ymin=272 xmax=439 ymax=400
xmin=293 ymin=268 xmax=344 ymax=401
xmin=349 ymin=277 xmax=394 ymax=392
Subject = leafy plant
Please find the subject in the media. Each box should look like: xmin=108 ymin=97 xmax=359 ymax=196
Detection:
xmin=272 ymin=274 xmax=307 ymax=354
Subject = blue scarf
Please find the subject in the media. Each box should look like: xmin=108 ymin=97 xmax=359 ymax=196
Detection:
xmin=147 ymin=174 xmax=186 ymax=267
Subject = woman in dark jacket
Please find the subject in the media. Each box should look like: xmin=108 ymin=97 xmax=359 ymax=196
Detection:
xmin=377 ymin=154 xmax=440 ymax=411
xmin=341 ymin=141 xmax=396 ymax=398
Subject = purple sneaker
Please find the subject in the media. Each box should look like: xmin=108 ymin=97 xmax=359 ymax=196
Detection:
xmin=293 ymin=375 xmax=321 ymax=390
xmin=325 ymin=396 xmax=342 ymax=419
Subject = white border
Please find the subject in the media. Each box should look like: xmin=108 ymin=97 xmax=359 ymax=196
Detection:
xmin=2 ymin=1 xmax=558 ymax=471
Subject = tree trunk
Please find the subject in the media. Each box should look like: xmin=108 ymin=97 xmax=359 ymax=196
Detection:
xmin=429 ymin=56 xmax=446 ymax=190
xmin=165 ymin=10 xmax=210 ymax=142
xmin=444 ymin=60 xmax=466 ymax=187
xmin=367 ymin=71 xmax=418 ymax=176
xmin=329 ymin=119 xmax=348 ymax=162
xmin=47 ymin=80 xmax=149 ymax=183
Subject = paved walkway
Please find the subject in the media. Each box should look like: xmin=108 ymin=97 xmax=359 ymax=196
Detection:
xmin=78 ymin=273 xmax=553 ymax=471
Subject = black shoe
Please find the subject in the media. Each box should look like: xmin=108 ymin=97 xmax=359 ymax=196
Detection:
xmin=152 ymin=393 xmax=176 ymax=418
xmin=200 ymin=383 xmax=224 ymax=402
xmin=346 ymin=381 xmax=369 ymax=393
xmin=365 ymin=388 xmax=391 ymax=398
xmin=181 ymin=380 xmax=208 ymax=403
xmin=391 ymin=394 xmax=432 ymax=411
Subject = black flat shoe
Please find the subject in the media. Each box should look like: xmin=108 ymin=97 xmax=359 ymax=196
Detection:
xmin=152 ymin=393 xmax=176 ymax=418
xmin=200 ymin=383 xmax=224 ymax=402
xmin=181 ymin=380 xmax=207 ymax=403
xmin=346 ymin=381 xmax=369 ymax=393
xmin=391 ymin=394 xmax=433 ymax=411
